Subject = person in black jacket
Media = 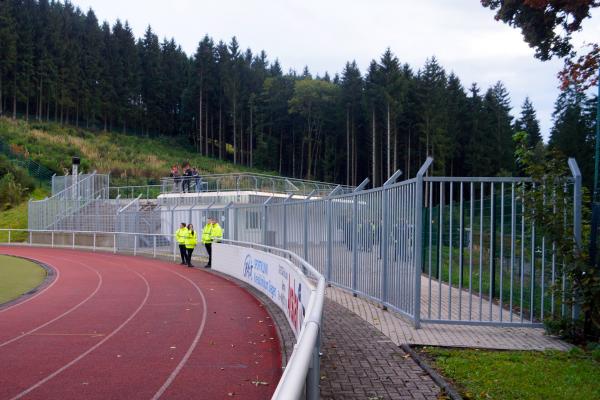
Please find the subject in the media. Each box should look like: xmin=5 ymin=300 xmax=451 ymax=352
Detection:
xmin=182 ymin=163 xmax=193 ymax=193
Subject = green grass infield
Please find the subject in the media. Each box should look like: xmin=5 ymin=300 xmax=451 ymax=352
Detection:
xmin=0 ymin=255 xmax=47 ymax=305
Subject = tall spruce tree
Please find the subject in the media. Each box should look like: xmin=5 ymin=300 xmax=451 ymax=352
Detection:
xmin=515 ymin=97 xmax=542 ymax=147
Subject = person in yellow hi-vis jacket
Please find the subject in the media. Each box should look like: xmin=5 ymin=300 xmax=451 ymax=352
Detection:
xmin=202 ymin=217 xmax=223 ymax=268
xmin=175 ymin=222 xmax=189 ymax=265
xmin=185 ymin=223 xmax=198 ymax=267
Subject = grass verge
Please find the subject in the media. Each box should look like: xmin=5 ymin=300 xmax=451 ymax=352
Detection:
xmin=419 ymin=347 xmax=600 ymax=400
xmin=0 ymin=255 xmax=47 ymax=304
xmin=0 ymin=187 xmax=49 ymax=242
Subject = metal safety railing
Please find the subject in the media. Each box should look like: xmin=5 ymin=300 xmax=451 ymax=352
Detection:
xmin=217 ymin=240 xmax=325 ymax=400
xmin=160 ymin=173 xmax=354 ymax=197
xmin=0 ymin=228 xmax=211 ymax=260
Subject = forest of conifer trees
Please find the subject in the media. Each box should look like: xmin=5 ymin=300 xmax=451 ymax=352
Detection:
xmin=0 ymin=0 xmax=597 ymax=187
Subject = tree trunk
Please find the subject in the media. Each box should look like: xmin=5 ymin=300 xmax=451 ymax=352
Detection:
xmin=372 ymin=108 xmax=376 ymax=187
xmin=210 ymin=113 xmax=214 ymax=157
xmin=38 ymin=77 xmax=43 ymax=121
xmin=279 ymin=130 xmax=283 ymax=175
xmin=204 ymin=101 xmax=208 ymax=156
xmin=292 ymin=129 xmax=296 ymax=178
xmin=12 ymin=75 xmax=17 ymax=119
xmin=352 ymin=120 xmax=356 ymax=186
xmin=386 ymin=102 xmax=391 ymax=179
xmin=233 ymin=98 xmax=237 ymax=164
xmin=198 ymin=83 xmax=203 ymax=154
xmin=393 ymin=125 xmax=397 ymax=173
xmin=407 ymin=128 xmax=411 ymax=178
xmin=0 ymin=75 xmax=3 ymax=116
xmin=249 ymin=103 xmax=253 ymax=168
xmin=346 ymin=106 xmax=350 ymax=185
xmin=240 ymin=111 xmax=244 ymax=165
xmin=218 ymin=104 xmax=223 ymax=160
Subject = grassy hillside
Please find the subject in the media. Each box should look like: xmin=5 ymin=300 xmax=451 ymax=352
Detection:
xmin=0 ymin=117 xmax=272 ymax=185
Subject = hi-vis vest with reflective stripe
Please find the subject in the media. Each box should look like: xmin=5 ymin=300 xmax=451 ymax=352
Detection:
xmin=185 ymin=230 xmax=198 ymax=249
xmin=202 ymin=223 xmax=223 ymax=244
xmin=175 ymin=227 xmax=189 ymax=244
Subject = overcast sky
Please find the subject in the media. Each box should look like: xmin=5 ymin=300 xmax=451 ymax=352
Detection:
xmin=73 ymin=0 xmax=600 ymax=140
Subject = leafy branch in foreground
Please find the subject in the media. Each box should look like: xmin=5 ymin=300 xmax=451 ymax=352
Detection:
xmin=514 ymin=131 xmax=599 ymax=342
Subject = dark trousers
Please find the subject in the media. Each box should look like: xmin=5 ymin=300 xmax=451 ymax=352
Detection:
xmin=205 ymin=243 xmax=212 ymax=266
xmin=182 ymin=178 xmax=191 ymax=193
xmin=186 ymin=248 xmax=194 ymax=266
xmin=179 ymin=244 xmax=187 ymax=263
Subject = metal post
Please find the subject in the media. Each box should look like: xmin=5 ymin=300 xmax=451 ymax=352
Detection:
xmin=352 ymin=195 xmax=358 ymax=295
xmin=8 ymin=230 xmax=11 ymax=244
xmin=569 ymin=158 xmax=583 ymax=320
xmin=134 ymin=234 xmax=137 ymax=256
xmin=72 ymin=232 xmax=75 ymax=248
xmin=354 ymin=178 xmax=370 ymax=192
xmin=93 ymin=233 xmax=96 ymax=252
xmin=413 ymin=157 xmax=433 ymax=328
xmin=304 ymin=201 xmax=309 ymax=260
xmin=283 ymin=201 xmax=288 ymax=250
xmin=306 ymin=345 xmax=320 ymax=400
xmin=172 ymin=206 xmax=176 ymax=261
xmin=114 ymin=233 xmax=117 ymax=254
xmin=381 ymin=186 xmax=389 ymax=309
xmin=51 ymin=231 xmax=54 ymax=248
xmin=29 ymin=231 xmax=32 ymax=246
xmin=326 ymin=198 xmax=333 ymax=282
xmin=568 ymin=158 xmax=582 ymax=247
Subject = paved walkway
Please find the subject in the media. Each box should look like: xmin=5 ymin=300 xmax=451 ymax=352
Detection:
xmin=328 ymin=285 xmax=571 ymax=350
xmin=320 ymin=300 xmax=440 ymax=400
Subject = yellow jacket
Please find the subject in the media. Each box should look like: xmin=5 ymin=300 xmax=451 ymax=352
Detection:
xmin=175 ymin=227 xmax=189 ymax=244
xmin=185 ymin=230 xmax=198 ymax=249
xmin=202 ymin=223 xmax=223 ymax=244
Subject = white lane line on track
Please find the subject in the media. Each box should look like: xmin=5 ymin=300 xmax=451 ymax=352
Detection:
xmin=9 ymin=267 xmax=151 ymax=400
xmin=0 ymin=256 xmax=103 ymax=348
xmin=90 ymin=253 xmax=209 ymax=400
xmin=150 ymin=267 xmax=208 ymax=400
xmin=0 ymin=253 xmax=61 ymax=314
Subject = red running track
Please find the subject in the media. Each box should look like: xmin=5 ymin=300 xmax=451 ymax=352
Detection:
xmin=0 ymin=247 xmax=282 ymax=400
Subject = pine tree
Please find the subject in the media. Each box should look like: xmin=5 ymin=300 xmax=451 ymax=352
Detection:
xmin=515 ymin=97 xmax=542 ymax=147
xmin=0 ymin=0 xmax=17 ymax=116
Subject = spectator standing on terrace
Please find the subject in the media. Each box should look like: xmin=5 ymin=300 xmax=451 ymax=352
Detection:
xmin=169 ymin=165 xmax=180 ymax=192
xmin=175 ymin=222 xmax=189 ymax=265
xmin=192 ymin=167 xmax=202 ymax=192
xmin=185 ymin=224 xmax=198 ymax=267
xmin=202 ymin=217 xmax=223 ymax=268
xmin=182 ymin=163 xmax=193 ymax=193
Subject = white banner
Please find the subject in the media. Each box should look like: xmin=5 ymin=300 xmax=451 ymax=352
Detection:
xmin=213 ymin=243 xmax=313 ymax=337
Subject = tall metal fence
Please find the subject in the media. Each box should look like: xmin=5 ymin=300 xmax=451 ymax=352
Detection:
xmin=17 ymin=158 xmax=583 ymax=328
xmin=228 ymin=158 xmax=582 ymax=328
xmin=28 ymin=173 xmax=110 ymax=230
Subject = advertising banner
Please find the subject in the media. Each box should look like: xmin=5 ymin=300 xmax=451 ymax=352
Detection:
xmin=213 ymin=243 xmax=313 ymax=337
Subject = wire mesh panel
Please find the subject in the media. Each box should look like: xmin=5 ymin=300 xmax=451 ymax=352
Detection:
xmin=352 ymin=189 xmax=384 ymax=303
xmin=420 ymin=177 xmax=577 ymax=326
xmin=330 ymin=196 xmax=355 ymax=290
xmin=30 ymin=173 xmax=110 ymax=230
xmin=384 ymin=181 xmax=419 ymax=319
